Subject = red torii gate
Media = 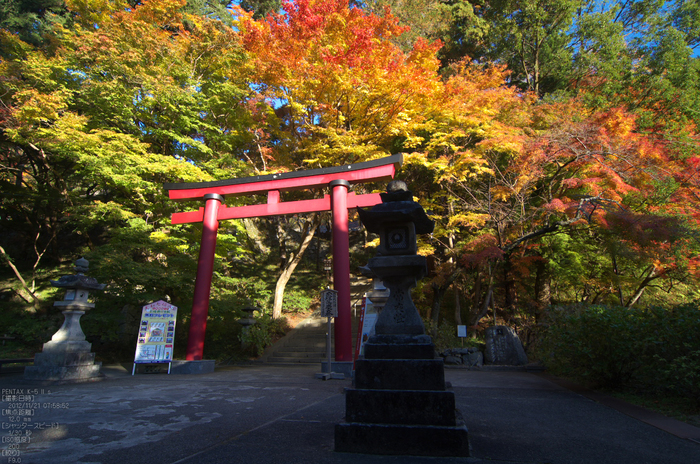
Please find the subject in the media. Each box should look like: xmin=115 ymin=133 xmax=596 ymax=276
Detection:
xmin=164 ymin=154 xmax=403 ymax=362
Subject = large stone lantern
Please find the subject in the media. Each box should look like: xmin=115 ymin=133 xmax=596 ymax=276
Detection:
xmin=335 ymin=181 xmax=470 ymax=457
xmin=24 ymin=258 xmax=105 ymax=381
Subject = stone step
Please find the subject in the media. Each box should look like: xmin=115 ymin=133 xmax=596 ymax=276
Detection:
xmin=275 ymin=347 xmax=331 ymax=353
xmin=266 ymin=357 xmax=327 ymax=364
xmin=283 ymin=335 xmax=329 ymax=342
xmin=272 ymin=351 xmax=330 ymax=358
xmin=286 ymin=333 xmax=329 ymax=340
xmin=261 ymin=300 xmax=365 ymax=364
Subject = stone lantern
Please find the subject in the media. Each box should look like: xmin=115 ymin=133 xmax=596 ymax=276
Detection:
xmin=24 ymin=258 xmax=105 ymax=381
xmin=365 ymin=277 xmax=390 ymax=313
xmin=238 ymin=305 xmax=259 ymax=350
xmin=335 ymin=181 xmax=470 ymax=457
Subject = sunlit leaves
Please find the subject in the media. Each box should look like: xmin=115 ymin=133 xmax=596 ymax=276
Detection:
xmin=239 ymin=0 xmax=442 ymax=168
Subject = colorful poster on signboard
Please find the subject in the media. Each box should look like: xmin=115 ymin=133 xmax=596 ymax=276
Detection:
xmin=134 ymin=300 xmax=177 ymax=364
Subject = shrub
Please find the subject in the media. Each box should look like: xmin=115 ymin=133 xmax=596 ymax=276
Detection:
xmin=6 ymin=313 xmax=62 ymax=348
xmin=539 ymin=303 xmax=700 ymax=394
xmin=239 ymin=311 xmax=288 ymax=357
xmin=423 ymin=318 xmax=459 ymax=352
xmin=657 ymin=348 xmax=700 ymax=407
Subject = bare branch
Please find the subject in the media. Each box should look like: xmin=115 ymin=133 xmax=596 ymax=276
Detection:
xmin=0 ymin=244 xmax=40 ymax=305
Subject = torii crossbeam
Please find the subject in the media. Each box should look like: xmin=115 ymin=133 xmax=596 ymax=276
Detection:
xmin=164 ymin=154 xmax=403 ymax=362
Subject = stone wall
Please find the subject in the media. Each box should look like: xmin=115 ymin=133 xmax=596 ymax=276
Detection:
xmin=439 ymin=348 xmax=484 ymax=367
xmin=438 ymin=325 xmax=529 ymax=367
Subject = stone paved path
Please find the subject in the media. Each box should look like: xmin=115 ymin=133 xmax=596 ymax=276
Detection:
xmin=1 ymin=365 xmax=699 ymax=464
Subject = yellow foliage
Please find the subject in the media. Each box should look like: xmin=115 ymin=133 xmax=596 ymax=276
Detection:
xmin=448 ymin=213 xmax=490 ymax=229
xmin=12 ymin=89 xmax=69 ymax=126
xmin=490 ymin=185 xmax=512 ymax=201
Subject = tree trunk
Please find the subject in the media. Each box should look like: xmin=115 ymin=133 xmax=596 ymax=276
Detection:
xmin=277 ymin=218 xmax=288 ymax=269
xmin=503 ymin=255 xmax=515 ymax=313
xmin=454 ymin=288 xmax=462 ymax=326
xmin=430 ymin=284 xmax=445 ymax=337
xmin=446 ymin=201 xmax=462 ymax=326
xmin=470 ymin=284 xmax=493 ymax=327
xmin=272 ymin=266 xmax=294 ymax=319
xmin=0 ymin=244 xmax=40 ymax=308
xmin=271 ymin=214 xmax=321 ymax=319
xmin=534 ymin=256 xmax=551 ymax=321
xmin=625 ymin=265 xmax=660 ymax=309
xmin=472 ymin=267 xmax=482 ymax=315
xmin=243 ymin=218 xmax=270 ymax=256
xmin=470 ymin=262 xmax=494 ymax=327
xmin=430 ymin=267 xmax=462 ymax=336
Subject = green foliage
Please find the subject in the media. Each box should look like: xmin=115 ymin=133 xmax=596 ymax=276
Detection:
xmin=238 ymin=0 xmax=281 ymax=19
xmin=282 ymin=289 xmax=314 ymax=313
xmin=3 ymin=312 xmax=62 ymax=347
xmin=540 ymin=303 xmax=700 ymax=399
xmin=0 ymin=0 xmax=71 ymax=49
xmin=657 ymin=348 xmax=700 ymax=406
xmin=201 ymin=302 xmax=245 ymax=360
xmin=540 ymin=304 xmax=644 ymax=386
xmin=212 ymin=273 xmax=273 ymax=310
xmin=85 ymin=218 xmax=199 ymax=309
xmin=239 ymin=311 xmax=288 ymax=357
xmin=423 ymin=318 xmax=460 ymax=352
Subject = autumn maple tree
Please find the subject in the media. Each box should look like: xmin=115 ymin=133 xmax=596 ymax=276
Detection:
xmin=238 ymin=0 xmax=448 ymax=317
xmin=422 ymin=98 xmax=700 ymax=327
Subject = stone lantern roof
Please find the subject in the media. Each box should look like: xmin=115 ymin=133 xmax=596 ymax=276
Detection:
xmin=50 ymin=258 xmax=106 ymax=291
xmin=357 ymin=180 xmax=434 ymax=235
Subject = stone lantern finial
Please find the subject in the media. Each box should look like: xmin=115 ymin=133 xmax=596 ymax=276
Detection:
xmin=74 ymin=257 xmax=89 ymax=274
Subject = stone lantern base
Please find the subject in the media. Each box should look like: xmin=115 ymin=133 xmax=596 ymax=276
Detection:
xmin=335 ymin=340 xmax=470 ymax=457
xmin=24 ymin=351 xmax=102 ymax=381
xmin=338 ymin=182 xmax=468 ymax=456
xmin=24 ymin=310 xmax=102 ymax=382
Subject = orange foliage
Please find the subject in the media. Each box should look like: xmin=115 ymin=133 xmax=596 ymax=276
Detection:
xmin=238 ymin=0 xmax=444 ymax=167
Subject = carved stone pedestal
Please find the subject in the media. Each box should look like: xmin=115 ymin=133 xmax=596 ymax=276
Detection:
xmin=336 ymin=182 xmax=469 ymax=456
xmin=24 ymin=310 xmax=102 ymax=381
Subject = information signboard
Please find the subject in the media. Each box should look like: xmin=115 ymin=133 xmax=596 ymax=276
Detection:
xmin=133 ymin=300 xmax=177 ymax=373
xmin=320 ymin=288 xmax=338 ymax=318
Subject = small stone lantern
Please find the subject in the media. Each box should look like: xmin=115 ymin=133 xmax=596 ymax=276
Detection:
xmin=24 ymin=258 xmax=106 ymax=381
xmin=238 ymin=305 xmax=259 ymax=350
